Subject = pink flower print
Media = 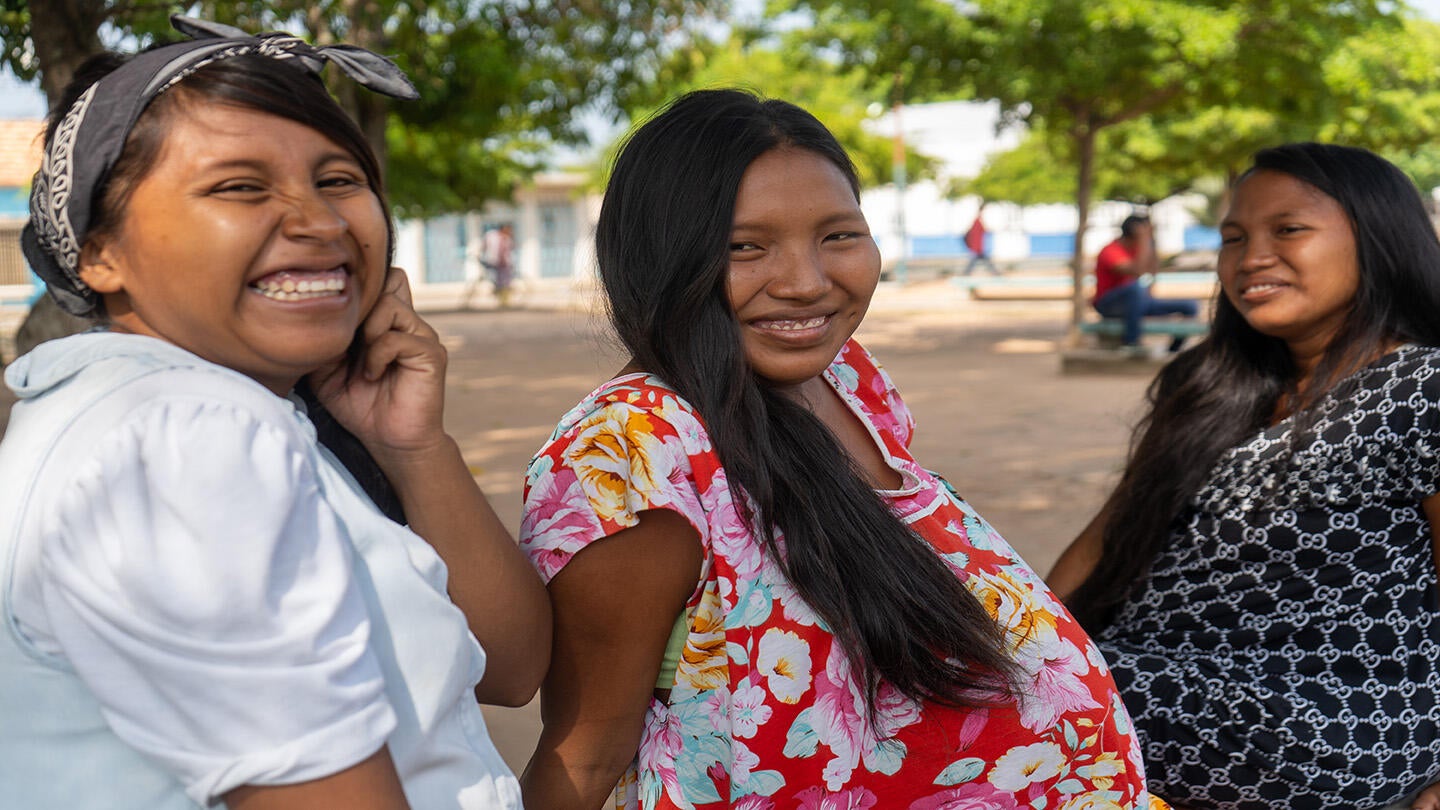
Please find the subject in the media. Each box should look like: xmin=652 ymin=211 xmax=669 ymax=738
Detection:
xmin=655 ymin=394 xmax=713 ymax=455
xmin=761 ymin=561 xmax=820 ymax=626
xmin=809 ymin=644 xmax=921 ymax=790
xmin=731 ymin=677 xmax=774 ymax=739
xmin=708 ymin=468 xmax=765 ymax=584
xmin=731 ymin=739 xmax=760 ymax=784
xmin=988 ymin=741 xmax=1066 ymax=793
xmin=1014 ymin=634 xmax=1101 ymax=733
xmin=734 ymin=796 xmax=777 ymax=810
xmin=520 ymin=472 xmax=600 ymax=580
xmin=794 ymin=786 xmax=880 ymax=810
xmin=909 ymin=783 xmax=1023 ymax=810
xmin=757 ymin=628 xmax=812 ymax=704
xmin=636 ymin=702 xmax=684 ymax=802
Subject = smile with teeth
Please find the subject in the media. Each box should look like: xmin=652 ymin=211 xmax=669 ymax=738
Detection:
xmin=1242 ymin=282 xmax=1287 ymax=295
xmin=754 ymin=315 xmax=830 ymax=331
xmin=251 ymin=268 xmax=347 ymax=302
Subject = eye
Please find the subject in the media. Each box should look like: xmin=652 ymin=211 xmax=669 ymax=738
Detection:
xmin=825 ymin=231 xmax=859 ymax=243
xmin=729 ymin=241 xmax=761 ymax=253
xmin=319 ymin=173 xmax=367 ymax=191
xmin=1276 ymin=224 xmax=1308 ymax=236
xmin=1219 ymin=233 xmax=1242 ymax=245
xmin=211 ymin=180 xmax=265 ymax=195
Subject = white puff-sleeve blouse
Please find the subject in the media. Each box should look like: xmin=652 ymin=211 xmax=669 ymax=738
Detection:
xmin=17 ymin=392 xmax=396 ymax=803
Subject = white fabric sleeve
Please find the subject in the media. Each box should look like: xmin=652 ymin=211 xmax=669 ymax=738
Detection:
xmin=38 ymin=397 xmax=396 ymax=805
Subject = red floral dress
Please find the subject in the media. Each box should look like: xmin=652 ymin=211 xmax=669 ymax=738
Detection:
xmin=522 ymin=340 xmax=1166 ymax=810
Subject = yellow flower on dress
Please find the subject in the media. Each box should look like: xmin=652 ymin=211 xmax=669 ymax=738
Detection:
xmin=566 ymin=406 xmax=670 ymax=522
xmin=1056 ymin=796 xmax=1126 ymax=810
xmin=676 ymin=587 xmax=728 ymax=692
xmin=967 ymin=569 xmax=1058 ymax=650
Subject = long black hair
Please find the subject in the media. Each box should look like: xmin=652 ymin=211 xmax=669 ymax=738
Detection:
xmin=48 ymin=50 xmax=404 ymax=521
xmin=1068 ymin=142 xmax=1440 ymax=630
xmin=596 ymin=89 xmax=1018 ymax=716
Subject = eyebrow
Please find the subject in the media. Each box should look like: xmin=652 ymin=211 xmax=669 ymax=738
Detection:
xmin=731 ymin=209 xmax=866 ymax=231
xmin=195 ymin=150 xmax=362 ymax=172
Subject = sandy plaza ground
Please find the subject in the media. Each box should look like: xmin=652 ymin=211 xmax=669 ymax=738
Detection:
xmin=0 ymin=276 xmax=1167 ymax=777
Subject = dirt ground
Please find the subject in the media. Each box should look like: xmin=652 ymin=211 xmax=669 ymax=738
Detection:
xmin=0 ymin=279 xmax=1160 ymax=778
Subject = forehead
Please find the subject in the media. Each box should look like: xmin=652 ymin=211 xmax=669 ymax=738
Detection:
xmin=733 ymin=147 xmax=857 ymax=215
xmin=1227 ymin=170 xmax=1342 ymax=219
xmin=146 ymin=100 xmax=356 ymax=170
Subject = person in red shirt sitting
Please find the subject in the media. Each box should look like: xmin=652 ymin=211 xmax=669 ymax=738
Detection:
xmin=1092 ymin=215 xmax=1197 ymax=351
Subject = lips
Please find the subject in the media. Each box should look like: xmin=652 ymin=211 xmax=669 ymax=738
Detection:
xmin=250 ymin=267 xmax=348 ymax=302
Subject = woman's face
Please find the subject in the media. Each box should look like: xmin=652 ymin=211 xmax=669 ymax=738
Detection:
xmin=725 ymin=146 xmax=881 ymax=396
xmin=79 ymin=101 xmax=389 ymax=394
xmin=1218 ymin=169 xmax=1360 ymax=357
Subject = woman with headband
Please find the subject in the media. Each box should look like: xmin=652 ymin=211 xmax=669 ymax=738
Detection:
xmin=0 ymin=17 xmax=546 ymax=809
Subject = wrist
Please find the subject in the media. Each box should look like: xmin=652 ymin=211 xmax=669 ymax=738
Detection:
xmin=370 ymin=435 xmax=463 ymax=484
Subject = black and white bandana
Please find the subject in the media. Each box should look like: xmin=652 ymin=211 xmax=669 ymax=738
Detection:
xmin=21 ymin=15 xmax=419 ymax=315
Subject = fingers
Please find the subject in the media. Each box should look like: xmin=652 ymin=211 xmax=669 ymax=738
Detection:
xmin=362 ymin=267 xmax=438 ymax=349
xmin=359 ymin=329 xmax=446 ymax=383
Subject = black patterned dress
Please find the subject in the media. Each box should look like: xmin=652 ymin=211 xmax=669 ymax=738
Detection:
xmin=1098 ymin=344 xmax=1440 ymax=809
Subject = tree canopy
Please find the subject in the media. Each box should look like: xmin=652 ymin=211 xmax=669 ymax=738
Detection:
xmin=3 ymin=0 xmax=722 ymax=217
xmin=779 ymin=0 xmax=1417 ymax=327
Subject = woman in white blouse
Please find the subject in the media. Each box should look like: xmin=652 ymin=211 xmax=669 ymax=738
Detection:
xmin=0 ymin=17 xmax=548 ymax=810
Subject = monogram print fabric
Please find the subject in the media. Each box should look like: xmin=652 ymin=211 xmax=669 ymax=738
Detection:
xmin=1099 ymin=344 xmax=1440 ymax=809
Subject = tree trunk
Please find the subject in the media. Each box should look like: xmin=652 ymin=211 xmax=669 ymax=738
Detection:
xmin=339 ymin=0 xmax=391 ymax=181
xmin=1069 ymin=122 xmax=1097 ymax=343
xmin=27 ymin=0 xmax=108 ymax=105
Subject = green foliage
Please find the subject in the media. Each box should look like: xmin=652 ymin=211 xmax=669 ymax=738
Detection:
xmin=4 ymin=0 xmax=722 ymax=217
xmin=608 ymin=29 xmax=938 ymax=189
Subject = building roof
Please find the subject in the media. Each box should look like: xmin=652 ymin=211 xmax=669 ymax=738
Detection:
xmin=0 ymin=119 xmax=44 ymax=188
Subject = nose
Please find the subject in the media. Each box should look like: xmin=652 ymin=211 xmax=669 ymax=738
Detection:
xmin=281 ymin=189 xmax=348 ymax=242
xmin=1237 ymin=235 xmax=1276 ymax=271
xmin=767 ymin=245 xmax=832 ymax=301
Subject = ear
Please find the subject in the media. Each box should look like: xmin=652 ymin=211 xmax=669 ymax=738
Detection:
xmin=78 ymin=237 xmax=127 ymax=295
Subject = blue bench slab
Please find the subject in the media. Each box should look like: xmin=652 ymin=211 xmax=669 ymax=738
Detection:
xmin=1078 ymin=318 xmax=1209 ymax=338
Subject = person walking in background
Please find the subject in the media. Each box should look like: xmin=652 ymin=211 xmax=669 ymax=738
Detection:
xmin=1049 ymin=143 xmax=1440 ymax=809
xmin=518 ymin=88 xmax=1165 ymax=810
xmin=484 ymin=223 xmax=517 ymax=308
xmin=1092 ymin=214 xmax=1198 ymax=352
xmin=0 ymin=17 xmax=548 ymax=808
xmin=960 ymin=200 xmax=1001 ymax=275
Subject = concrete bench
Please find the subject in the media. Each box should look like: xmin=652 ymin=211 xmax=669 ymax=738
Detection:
xmin=1078 ymin=318 xmax=1209 ymax=338
xmin=959 ymin=270 xmax=1218 ymax=301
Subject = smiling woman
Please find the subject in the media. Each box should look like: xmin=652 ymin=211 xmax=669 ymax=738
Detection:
xmin=517 ymin=89 xmax=1167 ymax=810
xmin=1050 ymin=143 xmax=1440 ymax=809
xmin=0 ymin=16 xmax=548 ymax=810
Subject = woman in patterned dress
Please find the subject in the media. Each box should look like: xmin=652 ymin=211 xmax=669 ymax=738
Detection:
xmin=519 ymin=89 xmax=1164 ymax=809
xmin=1049 ymin=143 xmax=1440 ymax=809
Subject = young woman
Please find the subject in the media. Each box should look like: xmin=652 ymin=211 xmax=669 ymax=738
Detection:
xmin=0 ymin=17 xmax=548 ymax=809
xmin=1049 ymin=142 xmax=1440 ymax=809
xmin=520 ymin=89 xmax=1163 ymax=809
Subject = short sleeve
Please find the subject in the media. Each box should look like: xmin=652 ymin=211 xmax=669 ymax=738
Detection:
xmin=521 ymin=392 xmax=711 ymax=583
xmin=38 ymin=397 xmax=395 ymax=805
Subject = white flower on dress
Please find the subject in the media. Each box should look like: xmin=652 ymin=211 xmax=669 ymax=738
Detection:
xmin=757 ymin=628 xmax=812 ymax=704
xmin=988 ymin=741 xmax=1066 ymax=792
xmin=731 ymin=677 xmax=775 ymax=739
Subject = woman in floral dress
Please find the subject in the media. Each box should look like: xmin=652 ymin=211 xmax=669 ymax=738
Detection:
xmin=519 ymin=89 xmax=1166 ymax=810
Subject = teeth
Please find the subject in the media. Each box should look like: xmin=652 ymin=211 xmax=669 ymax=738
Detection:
xmin=1245 ymin=283 xmax=1283 ymax=294
xmin=761 ymin=316 xmax=828 ymax=331
xmin=252 ymin=273 xmax=346 ymax=301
